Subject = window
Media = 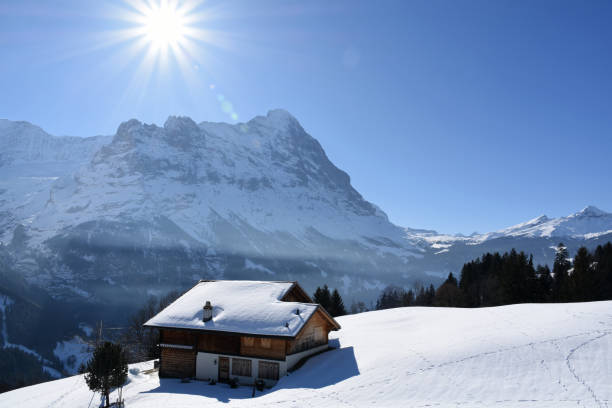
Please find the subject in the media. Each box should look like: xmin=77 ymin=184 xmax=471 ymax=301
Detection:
xmin=232 ymin=358 xmax=252 ymax=377
xmin=258 ymin=361 xmax=279 ymax=380
xmin=243 ymin=337 xmax=255 ymax=347
xmin=260 ymin=338 xmax=271 ymax=348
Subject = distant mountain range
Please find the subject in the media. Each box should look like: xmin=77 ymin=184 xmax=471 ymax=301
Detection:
xmin=0 ymin=111 xmax=611 ymax=383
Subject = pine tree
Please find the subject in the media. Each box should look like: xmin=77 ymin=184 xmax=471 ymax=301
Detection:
xmin=444 ymin=272 xmax=458 ymax=287
xmin=536 ymin=265 xmax=553 ymax=302
xmin=313 ymin=285 xmax=332 ymax=311
xmin=313 ymin=287 xmax=323 ymax=306
xmin=329 ymin=289 xmax=347 ymax=317
xmin=434 ymin=279 xmax=464 ymax=307
xmin=594 ymin=242 xmax=612 ymax=300
xmin=84 ymin=342 xmax=128 ymax=408
xmin=552 ymin=243 xmax=571 ymax=302
xmin=571 ymin=246 xmax=593 ymax=301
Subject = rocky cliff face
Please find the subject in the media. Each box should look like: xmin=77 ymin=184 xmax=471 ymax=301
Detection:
xmin=0 ymin=111 xmax=423 ymax=315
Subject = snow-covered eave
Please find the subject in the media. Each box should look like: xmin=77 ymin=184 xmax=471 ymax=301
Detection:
xmin=144 ymin=304 xmax=340 ymax=338
xmin=144 ymin=322 xmax=300 ymax=339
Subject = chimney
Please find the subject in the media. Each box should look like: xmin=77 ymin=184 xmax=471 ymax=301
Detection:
xmin=203 ymin=301 xmax=213 ymax=322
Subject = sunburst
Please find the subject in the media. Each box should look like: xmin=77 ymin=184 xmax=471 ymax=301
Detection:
xmin=141 ymin=2 xmax=187 ymax=51
xmin=89 ymin=0 xmax=243 ymax=121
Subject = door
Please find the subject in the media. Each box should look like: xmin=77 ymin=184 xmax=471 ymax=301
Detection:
xmin=218 ymin=357 xmax=229 ymax=382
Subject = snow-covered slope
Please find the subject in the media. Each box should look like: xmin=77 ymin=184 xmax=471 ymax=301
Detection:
xmin=2 ymin=301 xmax=611 ymax=408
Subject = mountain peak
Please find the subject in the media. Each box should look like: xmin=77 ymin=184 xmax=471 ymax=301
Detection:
xmin=247 ymin=109 xmax=301 ymax=131
xmin=575 ymin=205 xmax=608 ymax=217
xmin=115 ymin=119 xmax=144 ymax=139
xmin=163 ymin=115 xmax=199 ymax=132
xmin=0 ymin=119 xmax=49 ymax=139
xmin=531 ymin=214 xmax=550 ymax=224
xmin=266 ymin=108 xmax=297 ymax=122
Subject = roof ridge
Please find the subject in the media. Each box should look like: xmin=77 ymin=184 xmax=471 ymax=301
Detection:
xmin=198 ymin=279 xmax=298 ymax=283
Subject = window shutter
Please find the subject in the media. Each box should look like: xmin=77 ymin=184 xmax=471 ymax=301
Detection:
xmin=258 ymin=361 xmax=279 ymax=380
xmin=231 ymin=358 xmax=252 ymax=377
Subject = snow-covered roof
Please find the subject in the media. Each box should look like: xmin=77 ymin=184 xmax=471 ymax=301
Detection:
xmin=144 ymin=280 xmax=324 ymax=337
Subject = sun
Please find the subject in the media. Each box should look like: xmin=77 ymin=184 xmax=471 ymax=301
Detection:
xmin=104 ymin=0 xmax=243 ymax=121
xmin=142 ymin=2 xmax=187 ymax=50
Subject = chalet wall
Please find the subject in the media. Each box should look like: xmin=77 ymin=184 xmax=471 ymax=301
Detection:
xmin=161 ymin=329 xmax=196 ymax=346
xmin=287 ymin=311 xmax=331 ymax=355
xmin=197 ymin=332 xmax=240 ymax=355
xmin=195 ymin=351 xmax=286 ymax=388
xmin=160 ymin=348 xmax=195 ymax=378
xmin=240 ymin=336 xmax=286 ymax=360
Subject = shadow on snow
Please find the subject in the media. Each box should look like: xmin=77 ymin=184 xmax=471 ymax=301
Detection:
xmin=142 ymin=341 xmax=360 ymax=403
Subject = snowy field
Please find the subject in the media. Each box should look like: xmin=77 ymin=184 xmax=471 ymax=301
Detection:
xmin=2 ymin=301 xmax=612 ymax=408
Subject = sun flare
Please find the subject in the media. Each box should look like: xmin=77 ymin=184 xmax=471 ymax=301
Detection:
xmin=143 ymin=2 xmax=186 ymax=50
xmin=106 ymin=0 xmax=240 ymax=119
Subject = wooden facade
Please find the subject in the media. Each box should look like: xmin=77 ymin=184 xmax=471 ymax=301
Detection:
xmin=287 ymin=310 xmax=333 ymax=354
xmin=152 ymin=281 xmax=341 ymax=382
xmin=160 ymin=348 xmax=195 ymax=378
xmin=158 ymin=306 xmax=335 ymax=379
xmin=240 ymin=336 xmax=286 ymax=360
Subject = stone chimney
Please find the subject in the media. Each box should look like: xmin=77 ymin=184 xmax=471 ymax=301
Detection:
xmin=203 ymin=301 xmax=213 ymax=322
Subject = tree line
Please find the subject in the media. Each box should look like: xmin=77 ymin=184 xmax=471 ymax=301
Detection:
xmin=375 ymin=242 xmax=612 ymax=310
xmin=313 ymin=285 xmax=346 ymax=317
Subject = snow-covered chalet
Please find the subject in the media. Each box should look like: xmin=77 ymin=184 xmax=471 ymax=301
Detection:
xmin=144 ymin=280 xmax=341 ymax=386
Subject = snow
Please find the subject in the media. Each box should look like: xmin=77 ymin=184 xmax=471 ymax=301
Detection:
xmin=54 ymin=336 xmax=92 ymax=375
xmin=0 ymin=114 xmax=422 ymax=263
xmin=144 ymin=281 xmax=319 ymax=337
xmin=406 ymin=206 xmax=612 ymax=248
xmin=3 ymin=301 xmax=612 ymax=408
xmin=244 ymin=259 xmax=275 ymax=275
xmin=480 ymin=206 xmax=612 ymax=241
xmin=78 ymin=323 xmax=93 ymax=337
xmin=43 ymin=366 xmax=62 ymax=379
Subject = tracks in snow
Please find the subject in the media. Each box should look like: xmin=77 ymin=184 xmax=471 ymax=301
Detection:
xmin=565 ymin=331 xmax=610 ymax=408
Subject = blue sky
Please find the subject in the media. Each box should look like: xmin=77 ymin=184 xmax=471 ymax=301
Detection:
xmin=1 ymin=0 xmax=611 ymax=234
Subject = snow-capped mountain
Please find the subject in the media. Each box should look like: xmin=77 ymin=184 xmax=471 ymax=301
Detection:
xmin=481 ymin=206 xmax=612 ymax=240
xmin=1 ymin=111 xmax=423 ymax=303
xmin=414 ymin=206 xmax=612 ymax=244
xmin=406 ymin=206 xmax=612 ymax=280
xmin=0 ymin=111 xmax=611 ymax=383
xmin=20 ymin=111 xmax=419 ymax=256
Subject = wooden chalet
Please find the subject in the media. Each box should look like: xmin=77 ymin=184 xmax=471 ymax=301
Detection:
xmin=144 ymin=280 xmax=341 ymax=386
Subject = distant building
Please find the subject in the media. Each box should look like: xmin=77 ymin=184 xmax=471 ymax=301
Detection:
xmin=144 ymin=280 xmax=341 ymax=387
